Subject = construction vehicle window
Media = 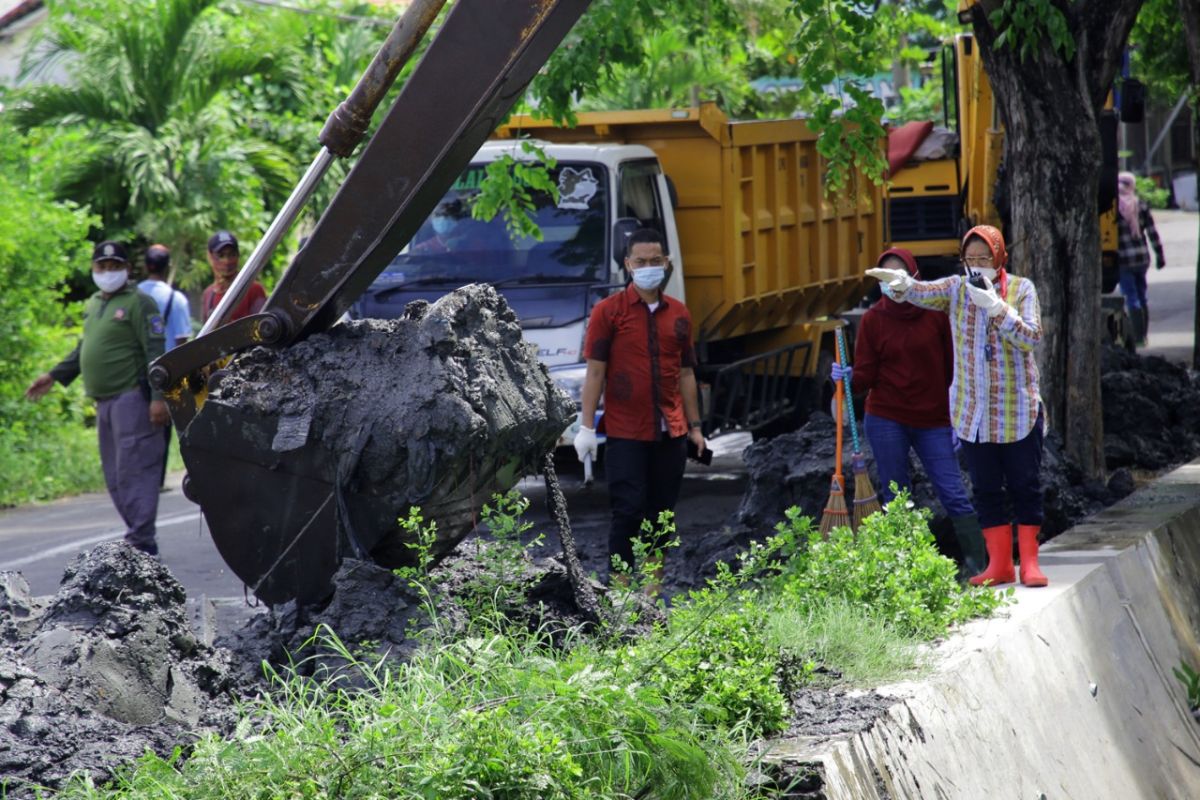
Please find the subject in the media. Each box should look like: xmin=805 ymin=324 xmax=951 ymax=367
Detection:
xmin=385 ymin=161 xmax=609 ymax=284
xmin=618 ymin=160 xmax=665 ymax=235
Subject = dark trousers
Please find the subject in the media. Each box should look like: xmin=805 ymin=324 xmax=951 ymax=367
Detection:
xmin=605 ymin=435 xmax=688 ymax=571
xmin=96 ymin=389 xmax=164 ymax=552
xmin=959 ymin=413 xmax=1044 ymax=528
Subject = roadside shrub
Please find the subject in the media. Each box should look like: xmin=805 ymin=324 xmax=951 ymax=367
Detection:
xmin=1135 ymin=175 xmax=1171 ymax=210
xmin=769 ymin=496 xmax=1010 ymax=637
xmin=0 ymin=124 xmax=101 ymax=506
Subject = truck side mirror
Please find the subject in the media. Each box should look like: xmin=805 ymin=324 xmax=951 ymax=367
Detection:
xmin=612 ymin=217 xmax=641 ymax=266
xmin=1121 ymin=79 xmax=1146 ymax=124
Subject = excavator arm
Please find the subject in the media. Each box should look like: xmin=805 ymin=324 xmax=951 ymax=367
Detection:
xmin=150 ymin=0 xmax=593 ymax=606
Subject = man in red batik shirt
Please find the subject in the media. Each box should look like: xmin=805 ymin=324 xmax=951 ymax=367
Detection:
xmin=575 ymin=228 xmax=706 ymax=585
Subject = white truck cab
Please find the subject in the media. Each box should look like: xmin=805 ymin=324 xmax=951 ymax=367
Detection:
xmin=353 ymin=140 xmax=684 ymax=441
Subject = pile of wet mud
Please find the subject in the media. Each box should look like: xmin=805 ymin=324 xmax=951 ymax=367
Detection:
xmin=218 ymin=543 xmax=606 ymax=683
xmin=0 ymin=544 xmax=244 ymax=798
xmin=1101 ymin=345 xmax=1200 ymax=470
xmin=198 ymin=284 xmax=575 ymax=573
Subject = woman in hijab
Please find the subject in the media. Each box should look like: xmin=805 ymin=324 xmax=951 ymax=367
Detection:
xmin=1116 ymin=171 xmax=1166 ymax=348
xmin=866 ymin=225 xmax=1047 ymax=588
xmin=833 ymin=248 xmax=985 ymax=576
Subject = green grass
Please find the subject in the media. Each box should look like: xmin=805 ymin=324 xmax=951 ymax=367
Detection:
xmin=0 ymin=423 xmax=103 ymax=508
xmin=36 ymin=495 xmax=1005 ymax=799
xmin=764 ymin=599 xmax=927 ymax=688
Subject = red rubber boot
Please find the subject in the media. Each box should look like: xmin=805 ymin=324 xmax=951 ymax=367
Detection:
xmin=1018 ymin=525 xmax=1048 ymax=587
xmin=969 ymin=525 xmax=1016 ymax=586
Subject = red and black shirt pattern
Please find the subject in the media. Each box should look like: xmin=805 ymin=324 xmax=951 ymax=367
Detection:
xmin=584 ymin=284 xmax=697 ymax=441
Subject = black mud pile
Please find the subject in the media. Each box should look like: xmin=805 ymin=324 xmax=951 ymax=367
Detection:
xmin=207 ymin=283 xmax=575 ymax=563
xmin=0 ymin=544 xmax=243 ymax=797
xmin=220 ymin=544 xmax=604 ymax=682
xmin=1101 ymin=346 xmax=1200 ymax=470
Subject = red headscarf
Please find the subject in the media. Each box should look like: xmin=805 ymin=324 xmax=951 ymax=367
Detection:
xmin=877 ymin=247 xmax=920 ymax=278
xmin=961 ymin=224 xmax=1008 ymax=297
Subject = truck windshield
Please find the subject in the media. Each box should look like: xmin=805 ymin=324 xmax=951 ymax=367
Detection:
xmin=384 ymin=161 xmax=608 ymax=284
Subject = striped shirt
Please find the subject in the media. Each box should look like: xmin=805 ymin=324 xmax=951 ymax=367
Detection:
xmin=905 ymin=274 xmax=1042 ymax=444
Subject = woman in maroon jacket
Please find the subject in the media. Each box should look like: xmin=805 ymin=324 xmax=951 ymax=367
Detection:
xmin=833 ymin=248 xmax=985 ymax=573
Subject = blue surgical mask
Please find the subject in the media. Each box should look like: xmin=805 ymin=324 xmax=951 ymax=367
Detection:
xmin=432 ymin=216 xmax=456 ymax=236
xmin=631 ymin=266 xmax=666 ymax=290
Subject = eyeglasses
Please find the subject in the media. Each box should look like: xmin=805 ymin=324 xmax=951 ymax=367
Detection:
xmin=628 ymin=257 xmax=669 ymax=268
xmin=961 ymin=256 xmax=994 ymax=267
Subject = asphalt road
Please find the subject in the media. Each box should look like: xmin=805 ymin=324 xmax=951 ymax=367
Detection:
xmin=0 ymin=434 xmax=754 ymax=617
xmin=1142 ymin=209 xmax=1199 ymax=365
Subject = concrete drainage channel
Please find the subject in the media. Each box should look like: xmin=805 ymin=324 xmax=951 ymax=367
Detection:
xmin=763 ymin=458 xmax=1200 ymax=799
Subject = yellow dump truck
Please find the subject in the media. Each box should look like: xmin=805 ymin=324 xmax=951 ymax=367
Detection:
xmin=885 ymin=30 xmax=1127 ymax=340
xmin=356 ymin=103 xmax=884 ymax=436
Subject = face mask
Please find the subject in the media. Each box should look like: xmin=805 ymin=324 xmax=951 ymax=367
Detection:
xmin=969 ymin=266 xmax=997 ymax=282
xmin=93 ymin=270 xmax=128 ymax=293
xmin=432 ymin=216 xmax=456 ymax=236
xmin=631 ymin=265 xmax=666 ymax=290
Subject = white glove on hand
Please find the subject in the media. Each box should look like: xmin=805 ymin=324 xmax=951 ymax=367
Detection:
xmin=574 ymin=425 xmax=598 ymax=462
xmin=865 ymin=267 xmax=913 ymax=300
xmin=966 ymin=276 xmax=1008 ymax=317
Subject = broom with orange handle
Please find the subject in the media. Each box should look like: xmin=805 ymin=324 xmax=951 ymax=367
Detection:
xmin=819 ymin=342 xmax=850 ymax=536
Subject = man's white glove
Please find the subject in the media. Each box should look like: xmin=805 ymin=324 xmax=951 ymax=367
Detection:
xmin=574 ymin=425 xmax=598 ymax=463
xmin=865 ymin=267 xmax=913 ymax=300
xmin=966 ymin=275 xmax=1008 ymax=317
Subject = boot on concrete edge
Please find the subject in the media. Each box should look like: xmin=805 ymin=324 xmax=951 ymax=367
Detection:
xmin=1017 ymin=524 xmax=1048 ymax=587
xmin=950 ymin=514 xmax=987 ymax=578
xmin=969 ymin=525 xmax=1016 ymax=586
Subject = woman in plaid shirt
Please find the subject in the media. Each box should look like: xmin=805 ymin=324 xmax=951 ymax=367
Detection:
xmin=1116 ymin=171 xmax=1166 ymax=348
xmin=867 ymin=225 xmax=1048 ymax=588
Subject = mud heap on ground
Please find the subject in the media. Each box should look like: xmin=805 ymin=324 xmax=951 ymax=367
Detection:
xmin=1100 ymin=345 xmax=1200 ymax=470
xmin=734 ymin=346 xmax=1199 ymax=554
xmin=203 ymin=283 xmax=575 ymax=565
xmin=0 ymin=544 xmax=245 ymax=798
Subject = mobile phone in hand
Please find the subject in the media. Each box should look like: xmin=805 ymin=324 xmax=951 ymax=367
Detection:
xmin=687 ymin=438 xmax=713 ymax=465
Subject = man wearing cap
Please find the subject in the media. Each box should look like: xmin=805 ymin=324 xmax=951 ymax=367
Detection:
xmin=138 ymin=244 xmax=191 ymax=488
xmin=25 ymin=241 xmax=169 ymax=556
xmin=200 ymin=230 xmax=267 ymax=324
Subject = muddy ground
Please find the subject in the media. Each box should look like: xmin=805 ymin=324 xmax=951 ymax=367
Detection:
xmin=2 ymin=346 xmax=1196 ymax=797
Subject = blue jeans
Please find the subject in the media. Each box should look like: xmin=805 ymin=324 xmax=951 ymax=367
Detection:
xmin=863 ymin=413 xmax=974 ymax=517
xmin=1119 ymin=266 xmax=1148 ymax=311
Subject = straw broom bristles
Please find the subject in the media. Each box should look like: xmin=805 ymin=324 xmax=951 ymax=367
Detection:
xmin=850 ymin=453 xmax=882 ymax=529
xmin=819 ymin=473 xmax=850 ymax=537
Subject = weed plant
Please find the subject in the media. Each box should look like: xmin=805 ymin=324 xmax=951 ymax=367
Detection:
xmin=47 ymin=491 xmax=1007 ymax=799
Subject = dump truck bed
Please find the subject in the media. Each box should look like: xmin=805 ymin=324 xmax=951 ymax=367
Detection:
xmin=496 ymin=104 xmax=884 ymax=345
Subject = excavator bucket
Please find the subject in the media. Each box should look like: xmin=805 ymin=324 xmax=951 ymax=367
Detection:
xmin=155 ymin=0 xmax=592 ymax=607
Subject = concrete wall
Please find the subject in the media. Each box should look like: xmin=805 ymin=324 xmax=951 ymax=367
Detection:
xmin=781 ymin=460 xmax=1200 ymax=799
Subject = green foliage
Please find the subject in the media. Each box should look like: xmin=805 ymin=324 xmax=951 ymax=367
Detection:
xmin=13 ymin=0 xmax=296 ymax=287
xmin=0 ymin=123 xmax=103 ymax=507
xmin=632 ymin=598 xmax=792 ymax=735
xmin=470 ymin=143 xmax=560 ymax=242
xmin=1136 ymin=175 xmax=1171 ymax=209
xmin=55 ymin=627 xmax=746 ymax=799
xmin=459 ymin=491 xmax=545 ymax=618
xmin=986 ymin=0 xmax=1077 ymax=63
xmin=1131 ymin=0 xmax=1192 ymax=103
xmin=1173 ymin=661 xmax=1200 ymax=711
xmin=768 ymin=495 xmax=1011 ymax=637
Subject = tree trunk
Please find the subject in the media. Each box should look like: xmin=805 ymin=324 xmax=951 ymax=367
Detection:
xmin=1179 ymin=0 xmax=1200 ymax=369
xmin=967 ymin=0 xmax=1144 ymax=479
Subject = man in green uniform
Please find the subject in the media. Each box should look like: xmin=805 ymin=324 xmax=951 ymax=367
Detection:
xmin=26 ymin=241 xmax=169 ymax=555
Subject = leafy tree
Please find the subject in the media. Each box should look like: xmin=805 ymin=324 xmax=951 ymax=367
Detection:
xmin=11 ymin=0 xmax=297 ymax=286
xmin=0 ymin=122 xmax=102 ymax=505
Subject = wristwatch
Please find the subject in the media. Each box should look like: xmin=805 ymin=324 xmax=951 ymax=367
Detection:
xmin=689 ymin=420 xmax=703 ymax=430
